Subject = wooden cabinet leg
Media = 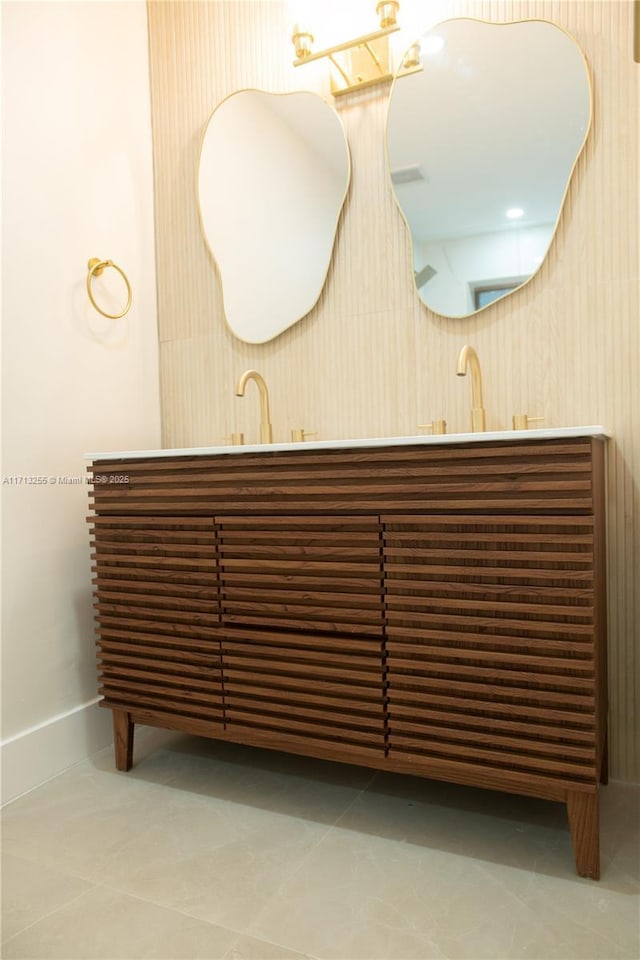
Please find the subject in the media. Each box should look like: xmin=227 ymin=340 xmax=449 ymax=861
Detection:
xmin=112 ymin=709 xmax=134 ymax=771
xmin=567 ymin=790 xmax=600 ymax=879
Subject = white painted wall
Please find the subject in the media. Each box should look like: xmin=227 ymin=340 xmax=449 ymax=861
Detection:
xmin=1 ymin=0 xmax=160 ymax=803
xmin=416 ymin=224 xmax=553 ymax=317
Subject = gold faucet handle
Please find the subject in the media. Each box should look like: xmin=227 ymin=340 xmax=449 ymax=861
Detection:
xmin=222 ymin=432 xmax=245 ymax=446
xmin=418 ymin=420 xmax=447 ymax=436
xmin=290 ymin=429 xmax=318 ymax=443
xmin=512 ymin=414 xmax=544 ymax=431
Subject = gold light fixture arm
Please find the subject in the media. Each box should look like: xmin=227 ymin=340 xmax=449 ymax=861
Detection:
xmin=86 ymin=258 xmax=132 ymax=319
xmin=363 ymin=41 xmax=384 ymax=74
xmin=292 ymin=24 xmax=399 ymax=64
xmin=292 ymin=24 xmax=400 ymax=96
xmin=328 ymin=54 xmax=350 ymax=87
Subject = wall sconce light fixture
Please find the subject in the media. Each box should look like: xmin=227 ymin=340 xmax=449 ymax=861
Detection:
xmin=401 ymin=42 xmax=421 ymax=70
xmin=291 ymin=1 xmax=412 ymax=97
xmin=376 ymin=1 xmax=399 ymax=29
xmin=291 ymin=24 xmax=314 ymax=60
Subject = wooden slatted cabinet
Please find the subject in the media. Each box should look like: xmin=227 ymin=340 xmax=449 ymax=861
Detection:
xmin=88 ymin=435 xmax=607 ymax=879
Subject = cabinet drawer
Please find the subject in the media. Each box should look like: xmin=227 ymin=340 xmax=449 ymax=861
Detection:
xmin=221 ymin=626 xmax=386 ymax=751
xmin=218 ymin=516 xmax=384 ymax=635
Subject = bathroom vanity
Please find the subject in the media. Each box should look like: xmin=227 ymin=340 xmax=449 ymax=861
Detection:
xmin=87 ymin=428 xmax=607 ymax=879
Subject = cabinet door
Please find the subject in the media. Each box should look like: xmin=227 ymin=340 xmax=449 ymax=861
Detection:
xmin=383 ymin=515 xmax=598 ymax=793
xmin=217 ymin=515 xmax=386 ymax=763
xmin=91 ymin=516 xmax=224 ymax=730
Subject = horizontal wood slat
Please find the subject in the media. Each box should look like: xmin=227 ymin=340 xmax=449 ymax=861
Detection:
xmin=389 ymin=733 xmax=596 ymax=783
xmin=387 ymin=656 xmax=593 ymax=692
xmin=95 ymin=604 xmax=219 ymax=627
xmin=92 ymin=566 xmax=216 ymax=588
xmin=209 ymin=723 xmax=386 ymax=767
xmin=90 ymin=495 xmax=594 ymax=515
xmin=386 ymin=643 xmax=594 ymax=675
xmin=92 ymin=553 xmax=217 ymax=569
xmin=98 ymin=652 xmax=219 ymax=681
xmin=100 ymin=676 xmax=223 ymax=701
xmin=388 ymin=671 xmax=594 ymax=710
xmin=98 ymin=637 xmax=220 ymax=665
xmin=101 ymin=688 xmax=224 ymax=722
xmin=94 ymin=589 xmax=219 ymax=612
xmin=223 ymin=679 xmax=383 ymax=717
xmin=391 ymin=687 xmax=595 ymax=728
xmin=386 ymin=611 xmax=593 ymax=639
xmin=222 ymin=644 xmax=382 ymax=676
xmin=390 ymin=716 xmax=595 ymax=763
xmin=221 ymin=613 xmax=380 ymax=636
xmin=96 ymin=617 xmax=220 ymax=640
xmin=386 ymin=594 xmax=593 ymax=620
xmin=88 ymin=448 xmax=591 ymax=480
xmin=392 ymin=703 xmax=595 ymax=743
xmin=383 ymin=625 xmax=594 ymax=655
xmin=224 ymin=708 xmax=383 ymax=747
xmin=97 ymin=625 xmax=220 ymax=651
xmin=222 ymin=654 xmax=381 ymax=688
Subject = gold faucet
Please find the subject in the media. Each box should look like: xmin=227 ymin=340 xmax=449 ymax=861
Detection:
xmin=235 ymin=370 xmax=273 ymax=443
xmin=456 ymin=345 xmax=486 ymax=432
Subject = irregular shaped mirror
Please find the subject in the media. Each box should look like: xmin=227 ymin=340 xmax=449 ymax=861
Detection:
xmin=198 ymin=90 xmax=350 ymax=344
xmin=387 ymin=19 xmax=591 ymax=318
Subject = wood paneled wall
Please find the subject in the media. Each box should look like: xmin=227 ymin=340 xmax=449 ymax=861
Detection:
xmin=147 ymin=0 xmax=639 ymax=782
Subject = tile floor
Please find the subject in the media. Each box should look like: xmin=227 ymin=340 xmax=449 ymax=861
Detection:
xmin=2 ymin=728 xmax=639 ymax=959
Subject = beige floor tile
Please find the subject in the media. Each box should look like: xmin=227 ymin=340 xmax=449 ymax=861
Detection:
xmin=1 ymin=853 xmax=95 ymax=943
xmin=225 ymin=933 xmax=315 ymax=959
xmin=334 ymin=772 xmax=575 ymax=877
xmin=247 ymin=827 xmax=468 ymax=959
xmin=96 ymin=792 xmax=333 ymax=931
xmin=1 ymin=885 xmax=238 ymax=959
xmin=485 ymin=864 xmax=640 ymax=960
xmin=1 ymin=759 xmax=193 ymax=882
xmin=248 ymin=823 xmax=591 ymax=959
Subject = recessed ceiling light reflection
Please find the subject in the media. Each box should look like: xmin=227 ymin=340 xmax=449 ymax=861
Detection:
xmin=506 ymin=207 xmax=524 ymax=219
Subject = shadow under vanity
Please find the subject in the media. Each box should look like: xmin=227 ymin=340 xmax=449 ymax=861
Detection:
xmin=87 ymin=427 xmax=607 ymax=879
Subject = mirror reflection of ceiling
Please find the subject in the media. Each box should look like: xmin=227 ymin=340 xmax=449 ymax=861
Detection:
xmin=198 ymin=90 xmax=350 ymax=344
xmin=387 ymin=19 xmax=592 ymax=319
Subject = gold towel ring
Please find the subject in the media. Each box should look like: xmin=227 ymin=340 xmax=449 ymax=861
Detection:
xmin=86 ymin=258 xmax=132 ymax=319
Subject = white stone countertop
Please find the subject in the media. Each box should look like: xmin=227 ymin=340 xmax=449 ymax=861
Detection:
xmin=86 ymin=426 xmax=609 ymax=462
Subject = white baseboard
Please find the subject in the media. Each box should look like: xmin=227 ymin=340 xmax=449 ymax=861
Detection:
xmin=1 ymin=699 xmax=113 ymax=806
